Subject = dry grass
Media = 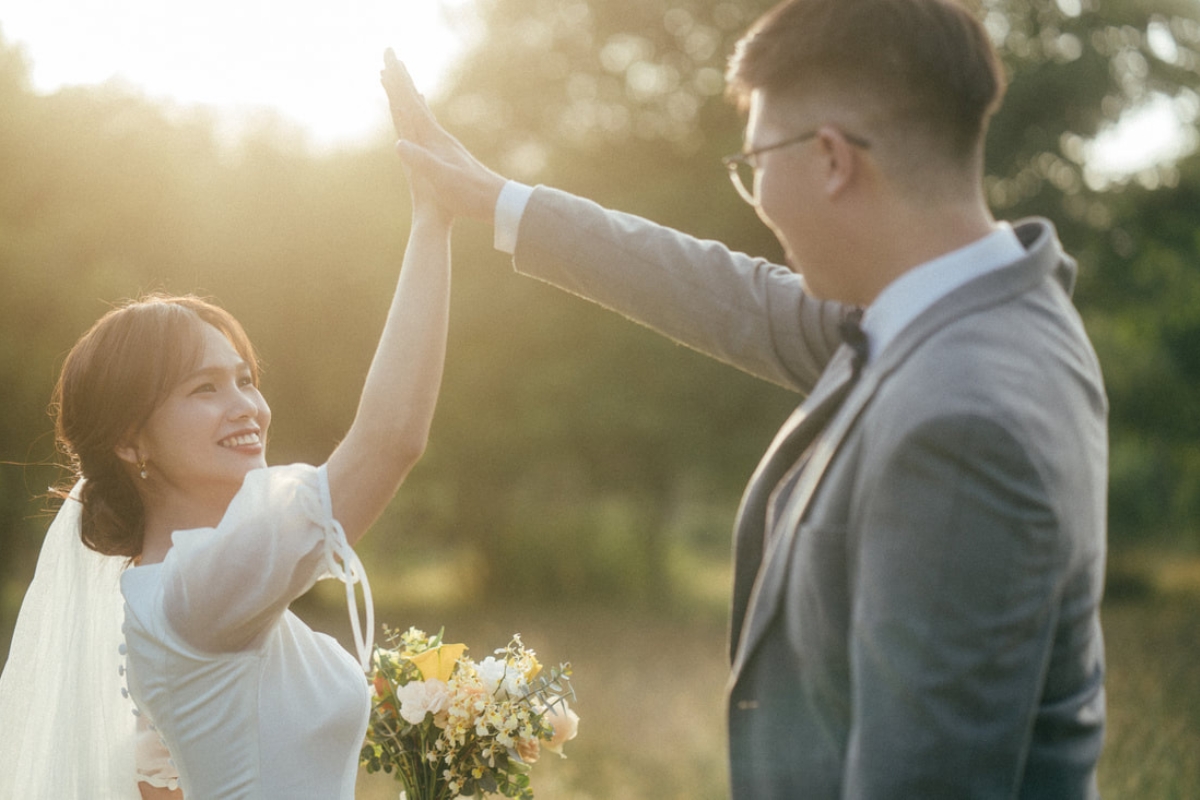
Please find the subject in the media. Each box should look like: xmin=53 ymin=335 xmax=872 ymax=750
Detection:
xmin=1098 ymin=597 xmax=1200 ymax=798
xmin=345 ymin=603 xmax=732 ymax=800
xmin=3 ymin=551 xmax=1198 ymax=799
xmin=337 ymin=588 xmax=1200 ymax=799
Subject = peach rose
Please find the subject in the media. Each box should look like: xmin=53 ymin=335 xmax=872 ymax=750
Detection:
xmin=515 ymin=736 xmax=541 ymax=764
xmin=544 ymin=702 xmax=579 ymax=756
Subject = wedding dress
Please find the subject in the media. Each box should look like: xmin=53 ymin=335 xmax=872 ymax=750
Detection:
xmin=0 ymin=463 xmax=375 ymax=799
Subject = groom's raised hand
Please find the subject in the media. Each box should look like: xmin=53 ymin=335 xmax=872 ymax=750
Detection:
xmin=380 ymin=49 xmax=506 ymax=224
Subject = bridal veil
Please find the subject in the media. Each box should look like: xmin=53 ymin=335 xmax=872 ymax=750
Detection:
xmin=0 ymin=481 xmax=139 ymax=798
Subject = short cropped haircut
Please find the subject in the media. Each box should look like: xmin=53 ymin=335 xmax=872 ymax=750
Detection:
xmin=726 ymin=0 xmax=1005 ymax=163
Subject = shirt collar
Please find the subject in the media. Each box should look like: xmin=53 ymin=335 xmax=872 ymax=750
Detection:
xmin=860 ymin=223 xmax=1026 ymax=363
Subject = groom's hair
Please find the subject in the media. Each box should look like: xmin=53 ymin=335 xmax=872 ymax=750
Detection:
xmin=726 ymin=0 xmax=1005 ymax=168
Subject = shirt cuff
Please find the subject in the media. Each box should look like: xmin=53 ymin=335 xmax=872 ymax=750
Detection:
xmin=494 ymin=180 xmax=535 ymax=254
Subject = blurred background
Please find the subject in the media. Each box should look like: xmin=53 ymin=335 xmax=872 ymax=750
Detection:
xmin=1 ymin=0 xmax=1198 ymax=796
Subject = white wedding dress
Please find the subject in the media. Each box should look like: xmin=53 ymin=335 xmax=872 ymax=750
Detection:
xmin=120 ymin=463 xmax=372 ymax=799
xmin=0 ymin=462 xmax=374 ymax=800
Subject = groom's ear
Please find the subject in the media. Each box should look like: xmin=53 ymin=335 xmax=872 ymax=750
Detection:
xmin=817 ymin=126 xmax=862 ymax=199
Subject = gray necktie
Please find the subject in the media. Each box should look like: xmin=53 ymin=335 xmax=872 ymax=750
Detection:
xmin=728 ymin=309 xmax=868 ymax=655
xmin=764 ymin=309 xmax=868 ymax=542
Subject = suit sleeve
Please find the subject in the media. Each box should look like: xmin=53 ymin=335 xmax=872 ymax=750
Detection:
xmin=512 ymin=185 xmax=846 ymax=393
xmin=844 ymin=414 xmax=1064 ymax=798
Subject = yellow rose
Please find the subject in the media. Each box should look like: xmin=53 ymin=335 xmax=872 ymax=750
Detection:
xmin=405 ymin=643 xmax=467 ymax=682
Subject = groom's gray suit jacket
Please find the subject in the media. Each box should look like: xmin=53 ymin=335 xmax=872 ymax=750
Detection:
xmin=511 ymin=186 xmax=1107 ymax=799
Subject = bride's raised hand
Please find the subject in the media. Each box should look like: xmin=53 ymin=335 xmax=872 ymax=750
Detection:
xmin=380 ymin=49 xmax=506 ymax=223
xmin=380 ymin=51 xmax=451 ymax=226
xmin=380 ymin=49 xmax=436 ymax=145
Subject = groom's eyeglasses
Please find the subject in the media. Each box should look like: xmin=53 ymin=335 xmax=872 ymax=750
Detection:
xmin=722 ymin=129 xmax=871 ymax=205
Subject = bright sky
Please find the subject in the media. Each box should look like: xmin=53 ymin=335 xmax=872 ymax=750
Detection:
xmin=2 ymin=0 xmax=1194 ymax=175
xmin=0 ymin=0 xmax=475 ymax=149
xmin=1085 ymin=93 xmax=1198 ymax=187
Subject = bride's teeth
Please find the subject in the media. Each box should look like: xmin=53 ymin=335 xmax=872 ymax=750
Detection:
xmin=222 ymin=433 xmax=259 ymax=447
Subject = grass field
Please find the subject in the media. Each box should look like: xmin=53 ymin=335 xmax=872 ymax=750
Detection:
xmin=2 ymin=551 xmax=1197 ymax=799
xmin=344 ymin=553 xmax=1200 ymax=800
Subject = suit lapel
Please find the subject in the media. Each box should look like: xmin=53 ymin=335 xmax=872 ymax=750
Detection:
xmin=727 ymin=219 xmax=1071 ymax=684
xmin=728 ymin=347 xmax=858 ymax=658
xmin=729 ymin=353 xmax=879 ymax=681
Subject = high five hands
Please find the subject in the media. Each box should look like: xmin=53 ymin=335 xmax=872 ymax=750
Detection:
xmin=380 ymin=49 xmax=507 ymax=223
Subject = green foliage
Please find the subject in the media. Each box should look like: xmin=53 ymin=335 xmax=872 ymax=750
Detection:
xmin=1073 ymin=158 xmax=1200 ymax=545
xmin=3 ymin=0 xmax=1200 ymax=648
xmin=434 ymin=0 xmax=1200 ymax=550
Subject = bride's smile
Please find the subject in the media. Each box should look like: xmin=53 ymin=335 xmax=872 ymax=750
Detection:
xmin=119 ymin=322 xmax=271 ymax=523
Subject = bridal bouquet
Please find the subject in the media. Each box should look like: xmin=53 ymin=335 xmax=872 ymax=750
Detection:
xmin=361 ymin=626 xmax=578 ymax=800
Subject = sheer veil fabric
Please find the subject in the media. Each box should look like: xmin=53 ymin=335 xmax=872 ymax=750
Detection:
xmin=0 ymin=481 xmax=139 ymax=799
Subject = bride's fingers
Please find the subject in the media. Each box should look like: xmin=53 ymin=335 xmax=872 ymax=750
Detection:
xmin=380 ymin=56 xmax=417 ymax=138
xmin=384 ymin=53 xmax=422 ymax=135
xmin=380 ymin=51 xmax=441 ymax=140
xmin=380 ymin=52 xmax=422 ymax=118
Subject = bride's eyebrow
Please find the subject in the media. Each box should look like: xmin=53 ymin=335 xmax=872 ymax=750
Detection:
xmin=178 ymin=360 xmax=251 ymax=384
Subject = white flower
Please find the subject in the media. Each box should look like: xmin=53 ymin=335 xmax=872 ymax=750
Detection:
xmin=394 ymin=679 xmax=450 ymax=725
xmin=502 ymin=671 xmax=528 ymax=698
xmin=474 ymin=657 xmax=508 ymax=697
xmin=475 ymin=655 xmax=530 ymax=699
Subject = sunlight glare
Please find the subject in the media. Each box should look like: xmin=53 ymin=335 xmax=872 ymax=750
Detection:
xmin=0 ymin=0 xmax=476 ymax=149
xmin=1085 ymin=93 xmax=1199 ymax=188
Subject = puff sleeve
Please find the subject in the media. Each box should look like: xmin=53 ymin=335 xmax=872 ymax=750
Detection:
xmin=156 ymin=463 xmax=373 ymax=668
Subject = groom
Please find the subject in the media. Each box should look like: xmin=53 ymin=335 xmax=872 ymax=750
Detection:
xmin=384 ymin=0 xmax=1108 ymax=796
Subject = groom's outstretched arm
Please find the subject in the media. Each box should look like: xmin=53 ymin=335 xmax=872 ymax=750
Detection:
xmin=382 ymin=50 xmax=847 ymax=393
xmin=513 ymin=186 xmax=844 ymax=392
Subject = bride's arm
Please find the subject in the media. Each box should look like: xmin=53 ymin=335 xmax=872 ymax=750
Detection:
xmin=324 ymin=206 xmax=451 ymax=544
xmin=139 ymin=784 xmax=182 ymax=799
xmin=324 ymin=57 xmax=453 ymax=544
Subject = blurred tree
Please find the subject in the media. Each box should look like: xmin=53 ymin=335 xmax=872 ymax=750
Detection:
xmin=414 ymin=0 xmax=795 ymax=605
xmin=3 ymin=0 xmax=1200 ymax=640
xmin=983 ymin=0 xmax=1200 ymax=549
xmin=422 ymin=0 xmax=1200 ymax=595
xmin=984 ymin=0 xmax=1200 ymax=226
xmin=0 ymin=29 xmax=413 ymax=631
xmin=1073 ymin=155 xmax=1200 ymax=548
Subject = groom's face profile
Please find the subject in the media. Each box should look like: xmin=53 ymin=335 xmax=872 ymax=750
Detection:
xmin=743 ymin=89 xmax=841 ymax=300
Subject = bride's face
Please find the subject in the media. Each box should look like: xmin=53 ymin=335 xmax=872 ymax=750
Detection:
xmin=128 ymin=323 xmax=271 ymax=509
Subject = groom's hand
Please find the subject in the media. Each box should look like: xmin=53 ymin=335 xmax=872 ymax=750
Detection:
xmin=381 ymin=49 xmax=506 ymax=224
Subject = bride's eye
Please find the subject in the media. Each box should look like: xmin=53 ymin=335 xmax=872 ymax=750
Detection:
xmin=189 ymin=382 xmax=216 ymax=395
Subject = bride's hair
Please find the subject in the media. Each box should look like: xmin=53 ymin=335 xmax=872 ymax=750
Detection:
xmin=52 ymin=293 xmax=260 ymax=559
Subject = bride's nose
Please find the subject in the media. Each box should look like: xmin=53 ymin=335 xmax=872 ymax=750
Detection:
xmin=228 ymin=390 xmax=260 ymax=421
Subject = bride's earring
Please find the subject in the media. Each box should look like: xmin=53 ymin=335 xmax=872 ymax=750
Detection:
xmin=138 ymin=460 xmax=148 ymax=480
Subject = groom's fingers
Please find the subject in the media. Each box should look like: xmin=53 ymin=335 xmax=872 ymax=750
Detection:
xmin=382 ymin=49 xmax=507 ymax=222
xmin=395 ymin=140 xmax=503 ymax=223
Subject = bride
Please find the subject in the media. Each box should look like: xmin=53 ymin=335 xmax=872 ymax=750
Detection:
xmin=0 ymin=52 xmax=449 ymax=799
